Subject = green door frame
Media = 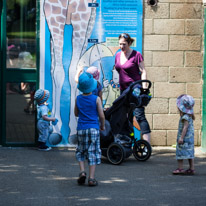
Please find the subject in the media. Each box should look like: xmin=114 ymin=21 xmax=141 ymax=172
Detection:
xmin=0 ymin=0 xmax=40 ymax=146
xmin=202 ymin=7 xmax=206 ymax=152
xmin=0 ymin=0 xmax=3 ymax=145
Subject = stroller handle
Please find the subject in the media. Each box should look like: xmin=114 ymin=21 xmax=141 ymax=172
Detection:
xmin=130 ymin=80 xmax=152 ymax=90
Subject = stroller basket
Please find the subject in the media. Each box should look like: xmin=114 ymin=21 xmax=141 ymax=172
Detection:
xmin=114 ymin=134 xmax=132 ymax=148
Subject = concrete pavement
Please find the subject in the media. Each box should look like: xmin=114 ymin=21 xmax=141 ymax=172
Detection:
xmin=0 ymin=146 xmax=206 ymax=206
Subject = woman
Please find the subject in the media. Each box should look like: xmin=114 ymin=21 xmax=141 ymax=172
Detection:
xmin=115 ymin=33 xmax=151 ymax=143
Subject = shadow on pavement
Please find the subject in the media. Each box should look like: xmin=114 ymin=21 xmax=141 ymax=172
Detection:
xmin=0 ymin=147 xmax=205 ymax=206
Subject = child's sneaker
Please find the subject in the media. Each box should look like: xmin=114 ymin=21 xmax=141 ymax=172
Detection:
xmin=38 ymin=142 xmax=51 ymax=151
xmin=38 ymin=145 xmax=51 ymax=151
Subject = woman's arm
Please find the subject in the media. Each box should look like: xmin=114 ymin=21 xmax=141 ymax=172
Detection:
xmin=139 ymin=61 xmax=148 ymax=89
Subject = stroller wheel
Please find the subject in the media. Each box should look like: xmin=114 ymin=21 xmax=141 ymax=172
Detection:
xmin=133 ymin=140 xmax=152 ymax=161
xmin=107 ymin=143 xmax=125 ymax=165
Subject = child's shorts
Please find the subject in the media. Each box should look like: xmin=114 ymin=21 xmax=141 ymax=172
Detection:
xmin=76 ymin=128 xmax=101 ymax=166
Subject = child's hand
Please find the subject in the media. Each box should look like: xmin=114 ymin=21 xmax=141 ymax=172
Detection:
xmin=52 ymin=118 xmax=58 ymax=126
xmin=100 ymin=125 xmax=105 ymax=131
xmin=178 ymin=138 xmax=184 ymax=144
xmin=78 ymin=66 xmax=83 ymax=73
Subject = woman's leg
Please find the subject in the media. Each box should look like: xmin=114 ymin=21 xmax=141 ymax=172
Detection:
xmin=143 ymin=133 xmax=151 ymax=143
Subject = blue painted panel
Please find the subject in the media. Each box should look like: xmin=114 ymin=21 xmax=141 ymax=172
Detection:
xmin=43 ymin=0 xmax=143 ymax=145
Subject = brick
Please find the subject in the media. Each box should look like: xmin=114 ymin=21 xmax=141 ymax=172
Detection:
xmin=193 ymin=114 xmax=201 ymax=130
xmin=145 ymin=114 xmax=153 ymax=129
xmin=185 ymin=52 xmax=203 ymax=67
xmin=169 ymin=98 xmax=178 ymax=114
xmin=154 ymin=19 xmax=184 ymax=35
xmin=153 ymin=114 xmax=179 ymax=130
xmin=145 ymin=98 xmax=169 ymax=114
xmin=169 ymin=67 xmax=201 ymax=83
xmin=145 ymin=3 xmax=169 ymax=19
xmin=146 ymin=67 xmax=168 ymax=82
xmin=187 ymin=83 xmax=202 ymax=98
xmin=144 ymin=35 xmax=168 ymax=51
xmin=194 ymin=130 xmax=199 ymax=146
xmin=151 ymin=130 xmax=167 ymax=146
xmin=170 ymin=36 xmax=201 ymax=51
xmin=169 ymin=98 xmax=201 ymax=114
xmin=141 ymin=1 xmax=203 ymax=147
xmin=167 ymin=130 xmax=177 ymax=146
xmin=193 ymin=130 xmax=199 ymax=145
xmin=153 ymin=51 xmax=183 ymax=67
xmin=193 ymin=99 xmax=201 ymax=114
xmin=197 ymin=130 xmax=201 ymax=146
xmin=185 ymin=19 xmax=204 ymax=35
xmin=170 ymin=4 xmax=202 ymax=19
xmin=144 ymin=19 xmax=153 ymax=35
xmin=154 ymin=82 xmax=185 ymax=98
xmin=144 ymin=51 xmax=152 ymax=67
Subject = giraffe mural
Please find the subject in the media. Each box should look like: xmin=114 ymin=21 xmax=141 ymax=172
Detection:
xmin=43 ymin=0 xmax=97 ymax=137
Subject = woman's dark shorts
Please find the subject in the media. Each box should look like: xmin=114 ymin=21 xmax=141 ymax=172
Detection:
xmin=133 ymin=107 xmax=151 ymax=135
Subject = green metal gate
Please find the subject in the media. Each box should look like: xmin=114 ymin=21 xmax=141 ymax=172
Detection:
xmin=202 ymin=7 xmax=206 ymax=152
xmin=0 ymin=0 xmax=39 ymax=146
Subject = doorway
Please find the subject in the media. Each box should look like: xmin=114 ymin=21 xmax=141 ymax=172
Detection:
xmin=0 ymin=0 xmax=39 ymax=146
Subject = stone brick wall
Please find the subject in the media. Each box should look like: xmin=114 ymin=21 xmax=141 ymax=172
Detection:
xmin=143 ymin=0 xmax=203 ymax=146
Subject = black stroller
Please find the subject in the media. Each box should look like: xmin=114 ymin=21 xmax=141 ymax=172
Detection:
xmin=100 ymin=80 xmax=152 ymax=165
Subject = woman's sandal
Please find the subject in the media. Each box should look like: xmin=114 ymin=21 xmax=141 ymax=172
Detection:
xmin=88 ymin=178 xmax=98 ymax=186
xmin=172 ymin=168 xmax=185 ymax=175
xmin=77 ymin=171 xmax=86 ymax=185
xmin=184 ymin=169 xmax=195 ymax=175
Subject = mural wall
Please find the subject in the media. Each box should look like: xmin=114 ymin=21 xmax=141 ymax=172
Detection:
xmin=40 ymin=0 xmax=143 ymax=145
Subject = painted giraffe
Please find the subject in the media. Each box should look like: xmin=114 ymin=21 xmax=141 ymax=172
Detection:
xmin=43 ymin=0 xmax=97 ymax=136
